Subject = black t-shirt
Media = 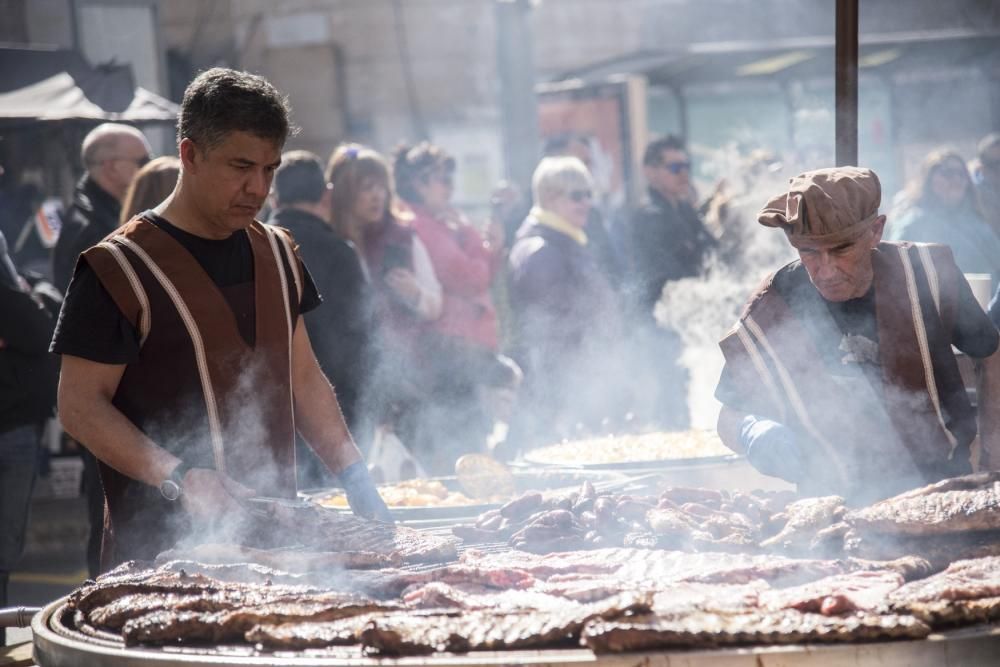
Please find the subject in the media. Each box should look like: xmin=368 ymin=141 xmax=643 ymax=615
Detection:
xmin=50 ymin=213 xmax=321 ymax=364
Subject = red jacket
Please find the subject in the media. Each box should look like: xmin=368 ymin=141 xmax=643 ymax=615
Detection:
xmin=408 ymin=204 xmax=499 ymax=350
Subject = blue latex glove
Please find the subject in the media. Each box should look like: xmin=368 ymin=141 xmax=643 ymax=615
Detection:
xmin=340 ymin=461 xmax=393 ymax=523
xmin=740 ymin=415 xmax=806 ymax=483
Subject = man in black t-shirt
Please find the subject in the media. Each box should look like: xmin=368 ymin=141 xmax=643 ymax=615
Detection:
xmin=715 ymin=167 xmax=1000 ymax=502
xmin=268 ymin=150 xmax=374 ymax=484
xmin=50 ymin=69 xmax=389 ymax=568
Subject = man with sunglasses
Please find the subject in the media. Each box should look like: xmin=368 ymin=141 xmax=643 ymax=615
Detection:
xmin=619 ymin=136 xmax=717 ymax=429
xmin=626 ymin=135 xmax=717 ymax=317
xmin=49 ymin=122 xmax=150 ymax=575
xmin=716 ymin=167 xmax=1000 ymax=503
xmin=53 ymin=123 xmax=152 ymax=294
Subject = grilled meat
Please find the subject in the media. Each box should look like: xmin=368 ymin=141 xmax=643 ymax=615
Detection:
xmin=892 ymin=596 xmax=1000 ymax=628
xmin=847 ymin=473 xmax=1000 ymax=536
xmin=154 ymin=559 xmax=310 ymax=586
xmin=650 ymin=582 xmax=766 ymax=616
xmin=844 ymin=556 xmax=933 ymax=582
xmin=887 ymin=555 xmax=1000 ymax=604
xmin=759 ymin=496 xmax=846 ymax=552
xmin=69 ymin=570 xmax=236 ymax=615
xmin=759 ymin=570 xmax=904 ymax=615
xmin=845 ymin=529 xmax=1000 ymax=571
xmin=239 ymin=502 xmax=458 ymax=563
xmin=246 ymin=614 xmax=388 ymax=650
xmin=360 ymin=592 xmax=652 ymax=656
xmin=581 ymin=610 xmax=930 ymax=653
xmin=157 ymin=543 xmax=402 ymax=570
xmin=122 ymin=595 xmax=392 ymax=646
xmin=402 ymin=582 xmax=580 ymax=612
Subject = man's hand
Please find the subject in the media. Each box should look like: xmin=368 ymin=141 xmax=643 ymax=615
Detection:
xmin=339 ymin=461 xmax=393 ymax=523
xmin=180 ymin=468 xmax=255 ymax=520
xmin=740 ymin=415 xmax=805 ymax=483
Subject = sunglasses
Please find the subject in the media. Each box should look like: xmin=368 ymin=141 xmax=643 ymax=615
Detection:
xmin=567 ymin=189 xmax=592 ymax=203
xmin=112 ymin=155 xmax=151 ymax=168
xmin=660 ymin=161 xmax=691 ymax=175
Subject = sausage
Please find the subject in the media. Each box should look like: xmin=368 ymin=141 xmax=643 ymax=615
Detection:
xmin=572 ymin=496 xmax=595 ymax=514
xmin=500 ymin=491 xmax=543 ymax=519
xmin=478 ymin=512 xmax=504 ymax=530
xmin=616 ymin=498 xmax=654 ymax=522
xmin=475 ymin=508 xmax=502 ymax=528
xmin=660 ymin=487 xmax=724 ymax=507
xmin=535 ymin=509 xmax=575 ymax=528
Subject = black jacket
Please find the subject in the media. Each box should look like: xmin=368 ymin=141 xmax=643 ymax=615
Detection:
xmin=52 ymin=175 xmax=121 ymax=294
xmin=625 ymin=188 xmax=717 ymax=317
xmin=268 ymin=208 xmax=373 ymax=428
xmin=0 ymin=278 xmax=57 ymax=433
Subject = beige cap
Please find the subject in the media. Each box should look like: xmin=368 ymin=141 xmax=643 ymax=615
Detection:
xmin=758 ymin=166 xmax=881 ymax=245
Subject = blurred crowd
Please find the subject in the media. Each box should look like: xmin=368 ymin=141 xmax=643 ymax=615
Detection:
xmin=3 ymin=117 xmax=1000 ymax=601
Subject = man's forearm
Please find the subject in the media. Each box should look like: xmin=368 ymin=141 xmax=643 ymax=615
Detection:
xmin=292 ymin=325 xmax=363 ymax=475
xmin=59 ymin=388 xmax=180 ymax=487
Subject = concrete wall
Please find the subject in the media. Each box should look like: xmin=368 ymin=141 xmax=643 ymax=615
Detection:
xmin=154 ymin=0 xmax=1000 ymax=209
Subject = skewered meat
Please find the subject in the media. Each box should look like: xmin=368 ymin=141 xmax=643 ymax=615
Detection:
xmin=848 ymin=473 xmax=1000 ymax=536
xmin=581 ymin=610 xmax=930 ymax=653
xmin=759 ymin=496 xmax=846 ymax=552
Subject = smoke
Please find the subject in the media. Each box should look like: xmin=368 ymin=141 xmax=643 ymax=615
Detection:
xmin=654 ymin=158 xmax=796 ymax=429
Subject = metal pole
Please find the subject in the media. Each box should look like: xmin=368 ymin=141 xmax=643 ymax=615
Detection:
xmin=835 ymin=0 xmax=859 ymax=166
xmin=496 ymin=0 xmax=540 ymax=198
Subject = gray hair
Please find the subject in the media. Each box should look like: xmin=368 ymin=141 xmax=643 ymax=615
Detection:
xmin=531 ymin=156 xmax=593 ymax=209
xmin=81 ymin=123 xmax=149 ymax=167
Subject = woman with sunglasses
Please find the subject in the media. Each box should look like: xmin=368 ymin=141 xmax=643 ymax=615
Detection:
xmin=887 ymin=148 xmax=1000 ymax=285
xmin=392 ymin=142 xmax=519 ymax=472
xmin=505 ymin=156 xmax=623 ymax=453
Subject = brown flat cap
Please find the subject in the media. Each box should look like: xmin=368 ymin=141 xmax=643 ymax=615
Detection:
xmin=758 ymin=166 xmax=881 ymax=245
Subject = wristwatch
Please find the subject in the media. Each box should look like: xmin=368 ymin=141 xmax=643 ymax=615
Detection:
xmin=159 ymin=461 xmax=195 ymax=501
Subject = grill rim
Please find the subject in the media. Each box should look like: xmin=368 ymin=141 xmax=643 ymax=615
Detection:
xmin=32 ymin=596 xmax=1000 ymax=667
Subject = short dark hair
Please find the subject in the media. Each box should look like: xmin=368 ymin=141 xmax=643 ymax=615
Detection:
xmin=177 ymin=67 xmax=296 ymax=151
xmin=274 ymin=150 xmax=326 ymax=205
xmin=392 ymin=141 xmax=455 ymax=204
xmin=643 ymin=135 xmax=687 ymax=167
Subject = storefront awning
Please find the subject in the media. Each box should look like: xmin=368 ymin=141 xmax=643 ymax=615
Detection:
xmin=0 ymin=46 xmax=178 ymax=124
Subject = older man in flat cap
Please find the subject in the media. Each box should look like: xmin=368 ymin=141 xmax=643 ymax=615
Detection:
xmin=715 ymin=166 xmax=1000 ymax=503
